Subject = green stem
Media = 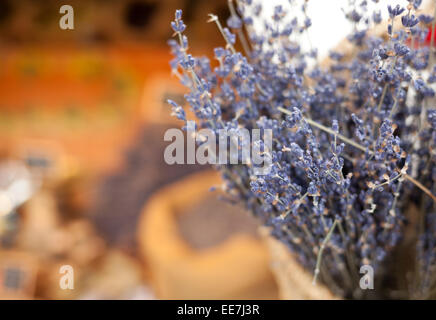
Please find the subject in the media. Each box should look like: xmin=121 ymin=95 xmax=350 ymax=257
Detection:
xmin=388 ymin=97 xmax=399 ymax=119
xmin=313 ymin=219 xmax=339 ymax=285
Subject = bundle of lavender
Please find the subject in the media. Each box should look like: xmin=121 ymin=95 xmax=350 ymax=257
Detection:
xmin=167 ymin=0 xmax=436 ymax=299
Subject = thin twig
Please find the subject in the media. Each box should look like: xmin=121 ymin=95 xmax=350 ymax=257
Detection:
xmin=337 ymin=221 xmax=360 ymax=286
xmin=403 ymin=174 xmax=436 ymax=203
xmin=313 ymin=219 xmax=339 ymax=285
xmin=278 ymin=107 xmax=367 ymax=152
xmin=228 ymin=0 xmax=251 ymax=57
xmin=208 ymin=14 xmax=236 ymax=54
xmin=278 ymin=107 xmax=436 ymax=203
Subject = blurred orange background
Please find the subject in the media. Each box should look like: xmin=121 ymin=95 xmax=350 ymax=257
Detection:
xmin=0 ymin=0 xmax=278 ymax=300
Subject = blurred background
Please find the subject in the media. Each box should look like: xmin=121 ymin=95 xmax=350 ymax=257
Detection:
xmin=0 ymin=0 xmax=280 ymax=300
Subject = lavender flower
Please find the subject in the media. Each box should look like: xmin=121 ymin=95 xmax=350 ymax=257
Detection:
xmin=171 ymin=10 xmax=186 ymax=33
xmin=401 ymin=14 xmax=419 ymax=28
xmin=388 ymin=5 xmax=405 ymax=18
xmin=168 ymin=99 xmax=186 ymax=121
xmin=167 ymin=3 xmax=436 ymax=299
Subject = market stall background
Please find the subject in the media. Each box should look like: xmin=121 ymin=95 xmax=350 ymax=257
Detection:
xmin=0 ymin=0 xmax=280 ymax=300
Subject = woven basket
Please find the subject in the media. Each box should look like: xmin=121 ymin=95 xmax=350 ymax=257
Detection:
xmin=261 ymin=228 xmax=337 ymax=300
xmin=138 ymin=170 xmax=278 ymax=299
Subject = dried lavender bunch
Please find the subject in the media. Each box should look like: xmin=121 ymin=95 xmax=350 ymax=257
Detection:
xmin=167 ymin=0 xmax=436 ymax=299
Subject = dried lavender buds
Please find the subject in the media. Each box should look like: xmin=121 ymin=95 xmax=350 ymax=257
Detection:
xmin=167 ymin=0 xmax=436 ymax=299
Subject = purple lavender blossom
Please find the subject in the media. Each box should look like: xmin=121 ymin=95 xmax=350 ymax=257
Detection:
xmin=167 ymin=3 xmax=436 ymax=299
